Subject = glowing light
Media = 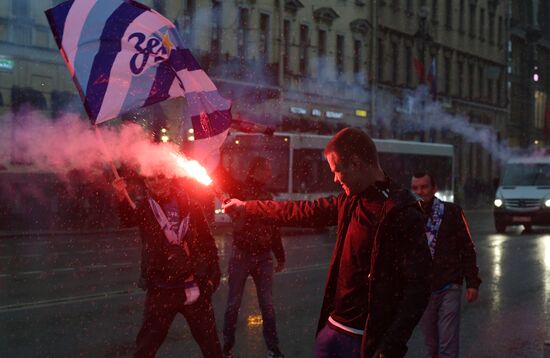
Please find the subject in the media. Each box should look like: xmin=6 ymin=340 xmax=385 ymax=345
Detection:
xmin=170 ymin=152 xmax=213 ymax=185
xmin=161 ymin=128 xmax=167 ymax=133
xmin=494 ymin=199 xmax=503 ymax=207
xmin=545 ymin=199 xmax=550 ymax=208
xmin=534 ymin=73 xmax=539 ymax=82
xmin=161 ymin=135 xmax=169 ymax=143
xmin=235 ymin=140 xmax=240 ymax=145
xmin=534 ymin=140 xmax=540 ymax=145
xmin=187 ymin=135 xmax=195 ymax=141
xmin=188 ymin=128 xmax=194 ymax=134
xmin=247 ymin=314 xmax=263 ymax=327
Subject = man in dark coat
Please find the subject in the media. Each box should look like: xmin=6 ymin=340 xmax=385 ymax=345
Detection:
xmin=223 ymin=128 xmax=432 ymax=358
xmin=218 ymin=157 xmax=285 ymax=358
xmin=411 ymin=172 xmax=481 ymax=358
xmin=114 ymin=173 xmax=222 ymax=358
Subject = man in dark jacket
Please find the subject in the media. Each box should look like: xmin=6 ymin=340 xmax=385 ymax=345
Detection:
xmin=218 ymin=157 xmax=285 ymax=358
xmin=114 ymin=173 xmax=222 ymax=358
xmin=223 ymin=128 xmax=432 ymax=358
xmin=411 ymin=172 xmax=481 ymax=358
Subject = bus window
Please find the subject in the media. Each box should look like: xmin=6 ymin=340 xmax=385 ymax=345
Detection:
xmin=292 ymin=149 xmax=339 ymax=193
xmin=379 ymin=153 xmax=453 ymax=196
xmin=221 ymin=135 xmax=290 ymax=193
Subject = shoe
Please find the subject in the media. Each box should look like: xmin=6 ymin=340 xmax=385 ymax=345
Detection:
xmin=267 ymin=347 xmax=284 ymax=358
xmin=223 ymin=345 xmax=234 ymax=358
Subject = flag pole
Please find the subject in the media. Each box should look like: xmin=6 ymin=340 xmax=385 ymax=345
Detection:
xmin=94 ymin=126 xmax=136 ymax=209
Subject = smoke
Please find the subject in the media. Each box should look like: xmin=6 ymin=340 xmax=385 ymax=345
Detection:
xmin=0 ymin=110 xmax=202 ymax=180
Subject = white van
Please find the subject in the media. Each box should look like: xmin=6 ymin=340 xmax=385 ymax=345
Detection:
xmin=493 ymin=157 xmax=550 ymax=233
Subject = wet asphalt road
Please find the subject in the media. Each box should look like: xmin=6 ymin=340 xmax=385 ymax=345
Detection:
xmin=1 ymin=210 xmax=549 ymax=357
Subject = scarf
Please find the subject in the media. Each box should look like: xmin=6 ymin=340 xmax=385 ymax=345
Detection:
xmin=425 ymin=197 xmax=445 ymax=258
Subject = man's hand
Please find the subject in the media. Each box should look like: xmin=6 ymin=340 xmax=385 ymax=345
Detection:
xmin=222 ymin=198 xmax=246 ymax=216
xmin=275 ymin=261 xmax=285 ymax=273
xmin=466 ymin=288 xmax=478 ymax=303
xmin=112 ymin=178 xmax=128 ymax=201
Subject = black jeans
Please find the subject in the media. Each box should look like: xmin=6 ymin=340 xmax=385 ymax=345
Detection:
xmin=134 ymin=287 xmax=222 ymax=358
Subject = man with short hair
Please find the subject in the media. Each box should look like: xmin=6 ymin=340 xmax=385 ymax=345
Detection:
xmin=219 ymin=157 xmax=286 ymax=358
xmin=411 ymin=172 xmax=481 ymax=358
xmin=223 ymin=128 xmax=432 ymax=358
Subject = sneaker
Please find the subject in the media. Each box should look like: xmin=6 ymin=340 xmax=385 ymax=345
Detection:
xmin=222 ymin=346 xmax=234 ymax=358
xmin=267 ymin=347 xmax=284 ymax=358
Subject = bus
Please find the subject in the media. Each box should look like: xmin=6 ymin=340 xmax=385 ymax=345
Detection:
xmin=214 ymin=132 xmax=454 ymax=222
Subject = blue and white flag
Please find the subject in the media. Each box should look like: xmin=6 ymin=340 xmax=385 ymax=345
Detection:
xmin=45 ymin=0 xmax=231 ymax=167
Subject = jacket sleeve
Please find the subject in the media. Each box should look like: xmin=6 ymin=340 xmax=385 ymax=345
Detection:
xmin=378 ymin=206 xmax=432 ymax=357
xmin=458 ymin=209 xmax=482 ymax=289
xmin=244 ymin=196 xmax=339 ymax=227
xmin=192 ymin=202 xmax=221 ymax=296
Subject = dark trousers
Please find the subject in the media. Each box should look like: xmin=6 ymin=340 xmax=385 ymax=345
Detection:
xmin=134 ymin=287 xmax=222 ymax=358
xmin=314 ymin=324 xmax=362 ymax=358
xmin=419 ymin=284 xmax=462 ymax=358
xmin=223 ymin=247 xmax=279 ymax=351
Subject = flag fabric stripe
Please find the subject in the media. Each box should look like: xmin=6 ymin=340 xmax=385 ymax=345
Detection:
xmin=45 ymin=0 xmax=74 ymax=50
xmin=186 ymin=91 xmax=231 ymax=118
xmin=142 ymin=61 xmax=177 ymax=108
xmin=178 ymin=69 xmax=218 ymax=93
xmin=191 ymin=110 xmax=232 ymax=139
xmin=86 ymin=3 xmax=147 ymax=121
xmin=71 ymin=0 xmax=122 ymax=91
xmin=171 ymin=49 xmax=202 ymax=72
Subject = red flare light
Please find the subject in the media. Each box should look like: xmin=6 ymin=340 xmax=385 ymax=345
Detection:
xmin=170 ymin=152 xmax=213 ymax=186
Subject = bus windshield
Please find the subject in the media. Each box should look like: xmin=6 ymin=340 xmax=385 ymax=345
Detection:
xmin=502 ymin=163 xmax=550 ymax=186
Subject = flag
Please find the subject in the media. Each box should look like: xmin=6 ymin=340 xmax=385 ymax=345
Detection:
xmin=414 ymin=57 xmax=425 ymax=84
xmin=45 ymin=0 xmax=231 ymax=168
xmin=426 ymin=57 xmax=437 ymax=101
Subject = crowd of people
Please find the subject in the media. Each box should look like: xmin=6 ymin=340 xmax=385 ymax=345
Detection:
xmin=112 ymin=127 xmax=481 ymax=358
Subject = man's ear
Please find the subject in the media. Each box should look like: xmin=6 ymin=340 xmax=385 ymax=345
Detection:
xmin=349 ymin=154 xmax=363 ymax=168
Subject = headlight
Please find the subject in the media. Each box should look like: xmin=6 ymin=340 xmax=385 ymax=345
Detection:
xmin=494 ymin=199 xmax=503 ymax=207
xmin=545 ymin=199 xmax=550 ymax=208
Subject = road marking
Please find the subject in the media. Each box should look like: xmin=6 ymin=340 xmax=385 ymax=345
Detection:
xmin=18 ymin=271 xmax=44 ymax=276
xmin=0 ymin=262 xmax=329 ymax=312
xmin=52 ymin=268 xmax=75 ymax=273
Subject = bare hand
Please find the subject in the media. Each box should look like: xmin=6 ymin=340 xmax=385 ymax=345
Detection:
xmin=222 ymin=198 xmax=245 ymax=216
xmin=465 ymin=288 xmax=478 ymax=303
xmin=275 ymin=261 xmax=285 ymax=273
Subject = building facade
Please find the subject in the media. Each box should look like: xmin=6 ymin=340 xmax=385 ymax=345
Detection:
xmin=0 ymin=0 xmax=524 ymax=207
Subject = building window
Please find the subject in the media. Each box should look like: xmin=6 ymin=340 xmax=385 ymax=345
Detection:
xmin=445 ymin=0 xmax=452 ymax=28
xmin=299 ymin=24 xmax=309 ymax=77
xmin=459 ymin=0 xmax=465 ymax=32
xmin=353 ymin=40 xmax=362 ymax=76
xmin=391 ymin=42 xmax=399 ymax=84
xmin=405 ymin=46 xmax=412 ymax=86
xmin=12 ymin=0 xmax=29 ymax=17
xmin=318 ymin=29 xmax=327 ymax=77
xmin=479 ymin=8 xmax=485 ymax=41
xmin=469 ymin=4 xmax=476 ymax=38
xmin=488 ymin=13 xmax=495 ymax=44
xmin=496 ymin=77 xmax=501 ymax=105
xmin=259 ymin=13 xmax=270 ymax=62
xmin=431 ymin=0 xmax=438 ymax=23
xmin=210 ymin=1 xmax=222 ymax=58
xmin=444 ymin=56 xmax=451 ymax=94
xmin=468 ymin=63 xmax=474 ymax=98
xmin=183 ymin=0 xmax=195 ymax=47
xmin=406 ymin=0 xmax=413 ymax=13
xmin=497 ymin=16 xmax=503 ymax=47
xmin=535 ymin=91 xmax=548 ymax=129
xmin=336 ymin=35 xmax=345 ymax=76
xmin=378 ymin=38 xmax=384 ymax=81
xmin=237 ymin=8 xmax=249 ymax=61
xmin=284 ymin=20 xmax=290 ymax=73
xmin=458 ymin=61 xmax=464 ymax=97
xmin=487 ymin=78 xmax=493 ymax=103
xmin=478 ymin=65 xmax=484 ymax=99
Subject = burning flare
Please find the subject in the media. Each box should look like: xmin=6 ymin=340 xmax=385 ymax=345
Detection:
xmin=170 ymin=152 xmax=213 ymax=186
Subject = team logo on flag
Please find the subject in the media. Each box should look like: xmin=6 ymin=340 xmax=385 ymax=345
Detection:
xmin=129 ymin=32 xmax=173 ymax=75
